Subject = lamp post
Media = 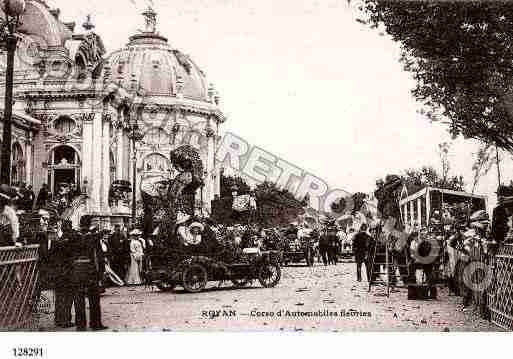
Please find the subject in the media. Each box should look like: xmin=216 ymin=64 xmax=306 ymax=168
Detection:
xmin=1 ymin=0 xmax=26 ymax=185
xmin=127 ymin=109 xmax=145 ymax=225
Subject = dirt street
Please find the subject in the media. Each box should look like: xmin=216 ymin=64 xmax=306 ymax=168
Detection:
xmin=37 ymin=259 xmax=499 ymax=332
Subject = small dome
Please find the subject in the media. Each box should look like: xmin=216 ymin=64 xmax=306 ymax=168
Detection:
xmin=2 ymin=0 xmax=73 ymax=48
xmin=106 ymin=8 xmax=208 ymax=101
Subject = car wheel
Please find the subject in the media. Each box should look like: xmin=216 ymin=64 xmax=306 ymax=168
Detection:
xmin=182 ymin=264 xmax=208 ymax=293
xmin=258 ymin=262 xmax=281 ymax=288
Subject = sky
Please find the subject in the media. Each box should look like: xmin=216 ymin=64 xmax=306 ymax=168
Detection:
xmin=50 ymin=0 xmax=512 ymax=209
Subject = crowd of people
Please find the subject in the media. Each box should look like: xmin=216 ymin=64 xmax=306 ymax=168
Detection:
xmin=35 ymin=212 xmax=109 ymax=331
xmin=6 ymin=182 xmax=81 ymax=213
xmin=3 ymin=176 xmax=513 ymax=330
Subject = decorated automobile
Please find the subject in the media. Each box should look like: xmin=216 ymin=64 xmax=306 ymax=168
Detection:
xmin=340 ymin=236 xmax=353 ymax=257
xmin=280 ymin=227 xmax=315 ymax=267
xmin=145 ymin=246 xmax=282 ymax=293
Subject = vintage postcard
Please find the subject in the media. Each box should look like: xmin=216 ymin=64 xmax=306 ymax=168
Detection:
xmin=0 ymin=1 xmax=512 ymax=351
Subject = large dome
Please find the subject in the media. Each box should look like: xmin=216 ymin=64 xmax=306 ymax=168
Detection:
xmin=106 ymin=8 xmax=209 ymax=102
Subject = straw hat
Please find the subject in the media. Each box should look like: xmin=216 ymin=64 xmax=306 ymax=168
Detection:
xmin=189 ymin=222 xmax=205 ymax=232
xmin=129 ymin=229 xmax=142 ymax=236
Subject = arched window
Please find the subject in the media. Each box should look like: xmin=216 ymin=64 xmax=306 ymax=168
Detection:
xmin=51 ymin=145 xmax=78 ymax=166
xmin=11 ymin=142 xmax=25 ymax=185
xmin=144 ymin=127 xmax=170 ymax=145
xmin=53 ymin=116 xmax=76 ymax=134
xmin=143 ymin=153 xmax=170 ymax=173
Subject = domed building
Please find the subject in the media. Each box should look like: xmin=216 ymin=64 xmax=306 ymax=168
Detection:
xmin=0 ymin=1 xmax=225 ymax=227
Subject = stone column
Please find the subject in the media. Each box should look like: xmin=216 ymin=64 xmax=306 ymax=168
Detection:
xmin=116 ymin=127 xmax=124 ymax=180
xmin=25 ymin=137 xmax=32 ymax=186
xmin=82 ymin=113 xmax=94 ymax=211
xmin=426 ymin=189 xmax=431 ymax=225
xmin=123 ymin=130 xmax=131 ymax=180
xmin=409 ymin=201 xmax=414 ymax=228
xmin=90 ymin=112 xmax=103 ymax=213
xmin=101 ymin=111 xmax=112 ymax=213
xmin=417 ymin=197 xmax=422 ymax=226
xmin=204 ymin=120 xmax=215 ymax=212
xmin=128 ymin=136 xmax=135 ymax=196
xmin=214 ymin=163 xmax=222 ymax=198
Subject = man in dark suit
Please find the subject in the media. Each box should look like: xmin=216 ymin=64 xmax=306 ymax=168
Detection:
xmin=36 ymin=210 xmax=52 ymax=291
xmin=109 ymin=225 xmax=126 ymax=278
xmin=319 ymin=226 xmax=336 ymax=266
xmin=70 ymin=215 xmax=108 ymax=331
xmin=52 ymin=220 xmax=75 ymax=328
xmin=353 ymin=224 xmax=372 ymax=282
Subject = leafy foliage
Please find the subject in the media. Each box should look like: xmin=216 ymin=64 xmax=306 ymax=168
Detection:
xmin=471 ymin=144 xmax=498 ymax=193
xmin=330 ymin=192 xmax=368 ymax=214
xmin=253 ymin=181 xmax=305 ymax=226
xmin=359 ymin=1 xmax=513 ymax=151
xmin=254 ymin=181 xmax=304 ymax=209
xmin=402 ymin=166 xmax=465 ymax=194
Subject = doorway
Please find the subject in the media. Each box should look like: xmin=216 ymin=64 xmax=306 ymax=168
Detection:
xmin=48 ymin=145 xmax=81 ymax=195
xmin=54 ymin=169 xmax=76 ymax=189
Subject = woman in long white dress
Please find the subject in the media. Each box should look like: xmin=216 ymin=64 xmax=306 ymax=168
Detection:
xmin=125 ymin=229 xmax=145 ymax=285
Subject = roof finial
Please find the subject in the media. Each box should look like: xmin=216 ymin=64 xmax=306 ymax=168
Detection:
xmin=142 ymin=6 xmax=157 ymax=33
xmin=83 ymin=14 xmax=95 ymax=31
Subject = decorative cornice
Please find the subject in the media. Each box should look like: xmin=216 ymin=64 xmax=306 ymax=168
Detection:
xmin=80 ymin=112 xmax=96 ymax=123
xmin=102 ymin=112 xmax=113 ymax=123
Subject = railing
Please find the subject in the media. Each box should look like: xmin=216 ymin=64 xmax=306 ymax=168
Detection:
xmin=0 ymin=245 xmax=39 ymax=330
xmin=488 ymin=244 xmax=513 ymax=330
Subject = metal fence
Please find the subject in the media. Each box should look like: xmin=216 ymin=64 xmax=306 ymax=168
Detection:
xmin=488 ymin=244 xmax=513 ymax=330
xmin=0 ymin=245 xmax=40 ymax=330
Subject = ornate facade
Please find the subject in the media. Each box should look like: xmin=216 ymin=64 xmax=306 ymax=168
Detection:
xmin=0 ymin=1 xmax=225 ymax=225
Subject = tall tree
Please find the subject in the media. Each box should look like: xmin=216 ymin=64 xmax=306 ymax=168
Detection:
xmin=471 ymin=144 xmax=498 ymax=194
xmin=254 ymin=181 xmax=305 ymax=226
xmin=438 ymin=142 xmax=451 ymax=185
xmin=402 ymin=166 xmax=465 ymax=194
xmin=358 ymin=1 xmax=513 ymax=151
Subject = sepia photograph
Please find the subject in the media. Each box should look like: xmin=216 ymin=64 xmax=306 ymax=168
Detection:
xmin=0 ymin=0 xmax=512 ymax=355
